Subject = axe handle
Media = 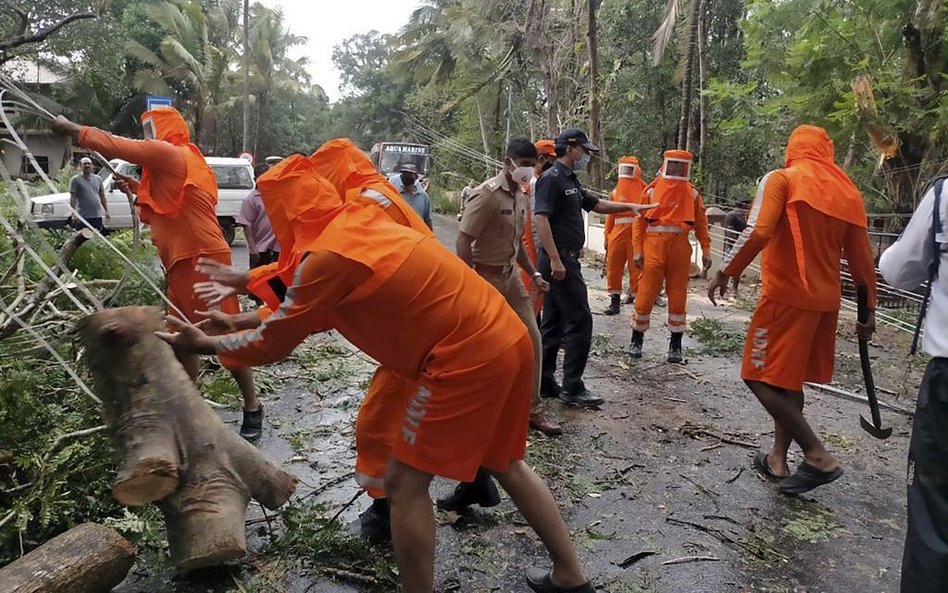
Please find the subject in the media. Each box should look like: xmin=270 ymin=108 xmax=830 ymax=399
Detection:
xmin=856 ymin=284 xmax=883 ymax=428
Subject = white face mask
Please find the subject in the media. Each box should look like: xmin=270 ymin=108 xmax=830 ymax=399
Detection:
xmin=575 ymin=152 xmax=591 ymax=171
xmin=511 ymin=165 xmax=534 ymax=185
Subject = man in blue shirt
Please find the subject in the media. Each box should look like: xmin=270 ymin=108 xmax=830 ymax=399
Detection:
xmin=388 ymin=163 xmax=432 ymax=229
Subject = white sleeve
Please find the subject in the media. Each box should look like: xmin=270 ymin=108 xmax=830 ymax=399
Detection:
xmin=879 ymin=188 xmax=936 ymax=290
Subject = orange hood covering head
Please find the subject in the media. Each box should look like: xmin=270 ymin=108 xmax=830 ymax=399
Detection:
xmin=309 ymin=138 xmax=379 ymax=197
xmin=535 ymin=139 xmax=557 ymax=159
xmin=782 ymin=124 xmax=867 ymax=289
xmin=615 ymin=156 xmax=647 ymax=202
xmin=140 ymin=107 xmax=192 ymax=145
xmin=645 ymin=150 xmax=696 ymax=226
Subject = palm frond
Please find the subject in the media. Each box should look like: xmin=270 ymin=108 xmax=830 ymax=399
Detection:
xmin=651 ymin=0 xmax=684 ymax=66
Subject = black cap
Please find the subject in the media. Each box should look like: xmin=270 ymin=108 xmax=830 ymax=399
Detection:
xmin=399 ymin=163 xmax=418 ymax=174
xmin=555 ymin=128 xmax=599 ymax=152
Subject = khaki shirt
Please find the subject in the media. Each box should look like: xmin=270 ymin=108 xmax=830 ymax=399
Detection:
xmin=458 ymin=171 xmax=527 ymax=268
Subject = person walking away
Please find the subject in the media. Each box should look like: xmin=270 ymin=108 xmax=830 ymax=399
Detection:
xmin=522 ymin=140 xmax=558 ymax=322
xmin=457 ymin=178 xmax=476 ymax=221
xmin=878 ymin=177 xmax=948 ymax=593
xmin=707 ymin=124 xmax=877 ymax=494
xmin=723 ymin=199 xmax=750 ymax=297
xmin=69 ymin=156 xmax=109 ymax=232
xmin=389 ymin=163 xmax=432 ymax=229
xmin=534 ymin=128 xmax=655 ymax=407
xmin=236 ymin=163 xmax=280 ymax=305
xmin=438 ymin=139 xmax=561 ymax=514
xmin=51 ymin=108 xmax=264 ymax=441
xmin=629 ymin=150 xmax=711 ymax=363
xmin=157 ymin=154 xmax=598 ymax=593
xmin=604 ymin=156 xmax=648 ymax=315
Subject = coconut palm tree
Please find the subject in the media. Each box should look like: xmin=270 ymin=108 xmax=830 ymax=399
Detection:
xmin=652 ymin=0 xmax=704 ymax=150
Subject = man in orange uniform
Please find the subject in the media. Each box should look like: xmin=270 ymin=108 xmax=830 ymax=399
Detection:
xmin=708 ymin=125 xmax=877 ymax=494
xmin=50 ymin=109 xmax=263 ymax=441
xmin=195 ymin=137 xmax=434 ymax=541
xmin=630 ymin=150 xmax=711 ymax=363
xmin=158 ymin=155 xmax=596 ymax=593
xmin=604 ymin=156 xmax=648 ymax=315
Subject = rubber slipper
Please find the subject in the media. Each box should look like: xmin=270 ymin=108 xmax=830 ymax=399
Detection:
xmin=752 ymin=450 xmax=787 ymax=481
xmin=525 ymin=568 xmax=594 ymax=593
xmin=779 ymin=461 xmax=844 ymax=494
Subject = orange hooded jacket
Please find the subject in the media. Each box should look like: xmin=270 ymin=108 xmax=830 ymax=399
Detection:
xmin=605 ymin=156 xmax=648 ymax=244
xmin=722 ymin=125 xmax=877 ymax=311
xmin=78 ymin=107 xmax=229 ymax=267
xmin=216 ymin=155 xmax=525 ymax=379
xmin=633 ymin=150 xmax=710 ymax=256
xmin=246 ymin=138 xmax=434 ymax=308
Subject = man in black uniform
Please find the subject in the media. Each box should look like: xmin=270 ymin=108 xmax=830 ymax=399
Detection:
xmin=534 ymin=129 xmax=653 ymax=407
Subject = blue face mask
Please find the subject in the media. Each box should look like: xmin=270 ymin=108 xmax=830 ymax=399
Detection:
xmin=575 ymin=152 xmax=591 ymax=171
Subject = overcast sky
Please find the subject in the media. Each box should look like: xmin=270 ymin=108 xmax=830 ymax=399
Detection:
xmin=259 ymin=0 xmax=421 ymax=103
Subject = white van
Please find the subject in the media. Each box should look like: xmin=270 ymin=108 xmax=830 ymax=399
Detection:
xmin=29 ymin=156 xmax=255 ymax=245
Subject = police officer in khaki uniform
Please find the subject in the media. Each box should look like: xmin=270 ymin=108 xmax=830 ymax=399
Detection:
xmin=436 ymin=138 xmax=561 ymax=513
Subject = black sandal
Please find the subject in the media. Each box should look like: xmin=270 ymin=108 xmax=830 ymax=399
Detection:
xmin=779 ymin=461 xmax=844 ymax=494
xmin=752 ymin=450 xmax=787 ymax=481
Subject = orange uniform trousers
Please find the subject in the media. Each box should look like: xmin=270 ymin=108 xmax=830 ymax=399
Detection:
xmin=632 ymin=232 xmax=691 ymax=334
xmin=606 ymin=225 xmax=640 ymax=295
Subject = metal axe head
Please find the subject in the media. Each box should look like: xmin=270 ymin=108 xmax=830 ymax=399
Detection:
xmin=860 ymin=415 xmax=893 ymax=440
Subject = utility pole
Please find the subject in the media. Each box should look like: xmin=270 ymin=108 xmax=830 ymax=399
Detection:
xmin=241 ymin=0 xmax=251 ymax=153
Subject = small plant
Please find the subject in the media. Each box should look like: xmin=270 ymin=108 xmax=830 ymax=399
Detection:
xmin=690 ymin=316 xmax=746 ymax=356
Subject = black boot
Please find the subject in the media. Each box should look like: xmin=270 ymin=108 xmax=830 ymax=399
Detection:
xmin=358 ymin=497 xmax=391 ymax=543
xmin=667 ymin=333 xmax=684 ymax=364
xmin=436 ymin=468 xmax=501 ymax=512
xmin=239 ymin=405 xmax=264 ymax=441
xmin=629 ymin=330 xmax=644 ymax=359
xmin=604 ymin=294 xmax=621 ymax=316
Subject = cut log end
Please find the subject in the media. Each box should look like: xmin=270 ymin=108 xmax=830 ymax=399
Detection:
xmin=113 ymin=467 xmax=180 ymax=506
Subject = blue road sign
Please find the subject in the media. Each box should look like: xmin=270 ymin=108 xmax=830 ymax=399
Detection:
xmin=145 ymin=95 xmax=173 ymax=111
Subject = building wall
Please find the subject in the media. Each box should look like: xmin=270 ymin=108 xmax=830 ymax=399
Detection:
xmin=0 ymin=134 xmax=70 ymax=180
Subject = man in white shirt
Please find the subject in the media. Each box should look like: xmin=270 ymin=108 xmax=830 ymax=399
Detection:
xmin=878 ymin=179 xmax=948 ymax=593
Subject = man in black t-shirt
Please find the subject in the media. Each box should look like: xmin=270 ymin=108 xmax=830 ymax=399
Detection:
xmin=534 ymin=129 xmax=653 ymax=408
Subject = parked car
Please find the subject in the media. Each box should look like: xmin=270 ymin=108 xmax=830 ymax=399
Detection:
xmin=29 ymin=157 xmax=255 ymax=245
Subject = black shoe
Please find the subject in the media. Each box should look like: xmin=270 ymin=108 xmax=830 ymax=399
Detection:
xmin=604 ymin=294 xmax=621 ymax=316
xmin=558 ymin=388 xmax=604 ymax=409
xmin=525 ymin=568 xmax=594 ymax=593
xmin=628 ymin=330 xmax=644 ymax=359
xmin=358 ymin=498 xmax=391 ymax=542
xmin=540 ymin=380 xmax=562 ymax=399
xmin=667 ymin=333 xmax=684 ymax=364
xmin=436 ymin=469 xmax=501 ymax=512
xmin=239 ymin=406 xmax=264 ymax=441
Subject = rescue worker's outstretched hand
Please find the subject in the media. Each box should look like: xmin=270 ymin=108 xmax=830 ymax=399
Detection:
xmin=630 ymin=203 xmax=657 ymax=216
xmin=195 ymin=258 xmax=250 ymax=289
xmin=193 ymin=309 xmax=238 ymax=336
xmin=707 ymin=271 xmax=729 ymax=306
xmin=194 ymin=281 xmax=237 ymax=308
xmin=633 ymin=254 xmax=644 ymax=270
xmin=50 ymin=115 xmax=81 ymax=139
xmin=155 ymin=315 xmax=216 ymax=354
xmin=856 ymin=310 xmax=876 ymax=341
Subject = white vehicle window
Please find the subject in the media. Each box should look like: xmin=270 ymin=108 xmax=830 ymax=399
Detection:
xmin=211 ymin=165 xmax=254 ymax=190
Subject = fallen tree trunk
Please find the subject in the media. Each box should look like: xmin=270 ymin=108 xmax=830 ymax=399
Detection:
xmin=78 ymin=306 xmax=298 ymax=570
xmin=0 ymin=523 xmax=135 ymax=593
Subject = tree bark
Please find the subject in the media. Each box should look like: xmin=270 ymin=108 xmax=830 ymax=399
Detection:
xmin=77 ymin=307 xmax=298 ymax=571
xmin=0 ymin=523 xmax=135 ymax=593
xmin=242 ymin=0 xmax=252 ymax=153
xmin=524 ymin=0 xmax=559 ymax=135
xmin=587 ymin=0 xmax=605 ymax=190
xmin=697 ymin=7 xmax=709 ymax=165
xmin=677 ymin=0 xmax=703 ymax=150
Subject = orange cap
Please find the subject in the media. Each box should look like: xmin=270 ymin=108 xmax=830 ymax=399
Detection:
xmin=534 ymin=139 xmax=556 ymax=158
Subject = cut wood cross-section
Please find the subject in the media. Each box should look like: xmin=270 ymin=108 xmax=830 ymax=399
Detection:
xmin=78 ymin=306 xmax=298 ymax=570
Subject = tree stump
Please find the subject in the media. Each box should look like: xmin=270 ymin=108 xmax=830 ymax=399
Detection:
xmin=78 ymin=306 xmax=298 ymax=570
xmin=0 ymin=523 xmax=135 ymax=593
